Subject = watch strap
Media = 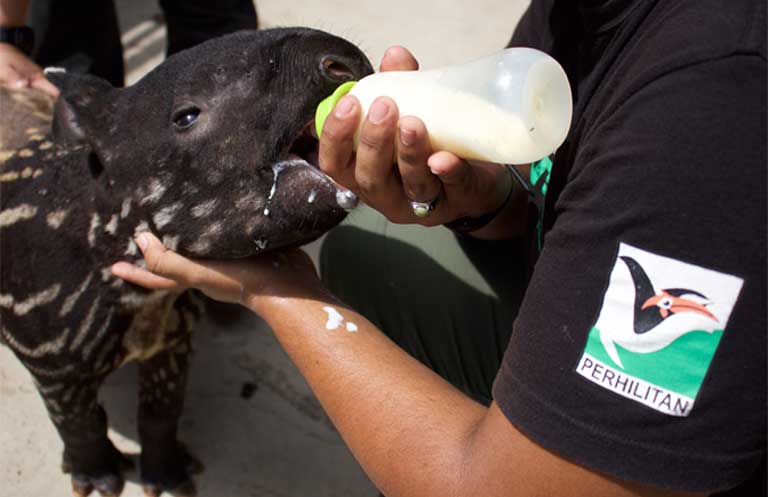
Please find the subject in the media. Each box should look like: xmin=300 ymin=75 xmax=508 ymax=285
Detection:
xmin=443 ymin=164 xmax=517 ymax=234
xmin=0 ymin=26 xmax=35 ymax=56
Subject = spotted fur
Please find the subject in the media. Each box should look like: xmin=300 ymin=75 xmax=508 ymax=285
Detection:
xmin=0 ymin=28 xmax=371 ymax=497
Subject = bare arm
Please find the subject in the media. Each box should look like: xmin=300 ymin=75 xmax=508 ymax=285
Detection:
xmin=113 ymin=235 xmax=705 ymax=497
xmin=0 ymin=0 xmax=58 ymax=95
xmin=0 ymin=0 xmax=30 ymax=25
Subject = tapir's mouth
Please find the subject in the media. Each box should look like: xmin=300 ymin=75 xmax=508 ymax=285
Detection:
xmin=281 ymin=119 xmax=358 ymax=211
xmin=286 ymin=120 xmax=321 ymax=167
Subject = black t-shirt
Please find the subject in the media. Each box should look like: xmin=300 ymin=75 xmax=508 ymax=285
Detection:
xmin=492 ymin=0 xmax=766 ymax=493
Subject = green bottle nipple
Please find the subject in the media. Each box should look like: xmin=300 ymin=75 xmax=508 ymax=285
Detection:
xmin=315 ymin=81 xmax=357 ymax=138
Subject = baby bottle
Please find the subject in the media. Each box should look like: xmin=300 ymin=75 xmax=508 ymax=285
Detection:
xmin=316 ymin=47 xmax=572 ymax=165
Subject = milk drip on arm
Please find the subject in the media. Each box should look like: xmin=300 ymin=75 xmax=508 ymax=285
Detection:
xmin=315 ymin=47 xmax=573 ymax=165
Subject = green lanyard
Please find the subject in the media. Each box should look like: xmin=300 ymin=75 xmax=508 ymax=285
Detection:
xmin=530 ymin=156 xmax=553 ymax=250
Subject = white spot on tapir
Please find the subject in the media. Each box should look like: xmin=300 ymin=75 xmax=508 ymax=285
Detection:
xmin=152 ymin=202 xmax=182 ymax=229
xmin=134 ymin=221 xmax=150 ymax=236
xmin=1 ymin=324 xmax=73 ymax=358
xmin=0 ymin=171 xmax=19 ymax=182
xmin=234 ymin=192 xmax=259 ymax=211
xmin=59 ymin=273 xmax=95 ymax=317
xmin=162 ymin=235 xmax=180 ymax=251
xmin=182 ymin=182 xmax=200 ymax=197
xmin=0 ymin=204 xmax=38 ymax=228
xmin=105 ymin=215 xmax=119 ymax=235
xmin=46 ymin=209 xmax=69 ymax=229
xmin=138 ymin=178 xmax=168 ymax=205
xmin=191 ymin=199 xmax=218 ymax=218
xmin=2 ymin=284 xmax=62 ymax=316
xmin=203 ymin=222 xmax=224 ymax=239
xmin=120 ymin=198 xmax=132 ymax=218
xmin=125 ymin=239 xmax=138 ymax=256
xmin=322 ymin=306 xmax=359 ymax=333
xmin=188 ymin=238 xmax=212 ymax=254
xmin=0 ymin=294 xmax=14 ymax=308
xmin=87 ymin=213 xmax=101 ymax=246
xmin=128 ymin=221 xmax=151 ymax=255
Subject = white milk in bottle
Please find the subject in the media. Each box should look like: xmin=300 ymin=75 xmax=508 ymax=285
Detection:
xmin=316 ymin=47 xmax=573 ymax=165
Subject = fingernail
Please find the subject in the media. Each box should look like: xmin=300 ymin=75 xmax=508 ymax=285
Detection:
xmin=136 ymin=233 xmax=148 ymax=250
xmin=383 ymin=46 xmax=400 ymax=61
xmin=13 ymin=79 xmax=28 ymax=88
xmin=334 ymin=95 xmax=355 ymax=118
xmin=368 ymin=100 xmax=390 ymax=124
xmin=400 ymin=124 xmax=416 ymax=146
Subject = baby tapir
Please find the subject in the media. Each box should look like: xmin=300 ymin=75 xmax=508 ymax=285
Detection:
xmin=0 ymin=27 xmax=372 ymax=497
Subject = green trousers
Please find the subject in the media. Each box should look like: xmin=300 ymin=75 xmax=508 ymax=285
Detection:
xmin=319 ymin=205 xmax=528 ymax=405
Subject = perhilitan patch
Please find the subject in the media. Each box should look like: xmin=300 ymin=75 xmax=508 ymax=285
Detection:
xmin=576 ymin=243 xmax=744 ymax=417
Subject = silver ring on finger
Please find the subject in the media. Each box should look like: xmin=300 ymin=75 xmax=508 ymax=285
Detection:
xmin=410 ymin=197 xmax=439 ymax=218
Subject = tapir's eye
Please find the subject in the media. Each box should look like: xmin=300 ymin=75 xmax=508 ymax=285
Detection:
xmin=172 ymin=107 xmax=201 ymax=130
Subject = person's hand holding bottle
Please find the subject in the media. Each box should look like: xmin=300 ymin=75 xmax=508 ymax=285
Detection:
xmin=318 ymin=45 xmax=527 ymax=239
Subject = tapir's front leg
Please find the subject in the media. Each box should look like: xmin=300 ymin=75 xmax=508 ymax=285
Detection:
xmin=138 ymin=324 xmax=203 ymax=496
xmin=35 ymin=375 xmax=132 ymax=497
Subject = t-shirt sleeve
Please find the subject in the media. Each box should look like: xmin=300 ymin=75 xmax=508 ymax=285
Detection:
xmin=492 ymin=55 xmax=766 ymax=493
xmin=507 ymin=0 xmax=554 ymax=49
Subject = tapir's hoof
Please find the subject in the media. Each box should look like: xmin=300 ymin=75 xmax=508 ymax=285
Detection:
xmin=143 ymin=479 xmax=196 ymax=497
xmin=71 ymin=472 xmax=124 ymax=497
xmin=141 ymin=443 xmax=203 ymax=497
xmin=68 ymin=451 xmax=133 ymax=497
xmin=184 ymin=450 xmax=205 ymax=476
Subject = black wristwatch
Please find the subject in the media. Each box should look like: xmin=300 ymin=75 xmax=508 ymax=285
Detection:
xmin=0 ymin=26 xmax=35 ymax=56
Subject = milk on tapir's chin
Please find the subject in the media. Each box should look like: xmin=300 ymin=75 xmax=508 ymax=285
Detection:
xmin=315 ymin=47 xmax=573 ymax=165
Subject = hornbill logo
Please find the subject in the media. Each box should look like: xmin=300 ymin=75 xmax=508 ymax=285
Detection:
xmin=599 ymin=256 xmax=720 ymax=369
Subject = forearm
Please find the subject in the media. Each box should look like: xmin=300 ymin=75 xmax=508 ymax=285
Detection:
xmin=0 ymin=0 xmax=29 ymax=26
xmin=251 ymin=293 xmax=487 ymax=497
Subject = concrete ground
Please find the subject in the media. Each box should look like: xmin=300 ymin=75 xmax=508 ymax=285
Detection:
xmin=0 ymin=1 xmax=528 ymax=495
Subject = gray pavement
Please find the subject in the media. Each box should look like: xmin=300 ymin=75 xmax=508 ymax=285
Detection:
xmin=0 ymin=1 xmax=528 ymax=495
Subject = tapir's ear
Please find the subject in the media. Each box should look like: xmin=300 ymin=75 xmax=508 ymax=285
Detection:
xmin=46 ymin=69 xmax=115 ymax=146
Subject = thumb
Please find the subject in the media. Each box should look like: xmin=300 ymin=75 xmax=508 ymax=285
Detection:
xmin=31 ymin=74 xmax=60 ymax=97
xmin=136 ymin=232 xmax=246 ymax=304
xmin=428 ymin=151 xmax=470 ymax=186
